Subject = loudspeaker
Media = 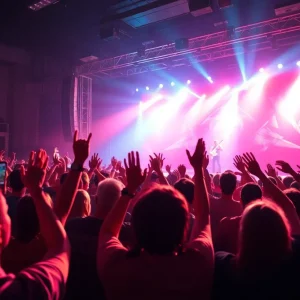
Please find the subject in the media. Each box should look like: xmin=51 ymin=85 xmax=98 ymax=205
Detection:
xmin=189 ymin=0 xmax=213 ymax=16
xmin=61 ymin=76 xmax=76 ymax=142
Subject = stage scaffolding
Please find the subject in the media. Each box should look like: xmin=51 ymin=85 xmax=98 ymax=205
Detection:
xmin=76 ymin=12 xmax=300 ymax=78
xmin=73 ymin=12 xmax=300 ymax=138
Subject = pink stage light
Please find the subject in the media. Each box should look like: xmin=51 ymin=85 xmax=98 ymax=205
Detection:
xmin=259 ymin=68 xmax=264 ymax=73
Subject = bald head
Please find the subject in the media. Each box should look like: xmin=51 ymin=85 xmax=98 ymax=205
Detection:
xmin=95 ymin=178 xmax=124 ymax=219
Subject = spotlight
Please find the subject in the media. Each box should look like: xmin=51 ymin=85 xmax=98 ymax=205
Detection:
xmin=207 ymin=76 xmax=213 ymax=83
xmin=159 ymin=84 xmax=164 ymax=89
xmin=297 ymin=61 xmax=300 ymax=67
xmin=277 ymin=63 xmax=283 ymax=69
xmin=136 ymin=88 xmax=139 ymax=92
xmin=187 ymin=80 xmax=191 ymax=85
xmin=171 ymin=82 xmax=175 ymax=86
xmin=259 ymin=68 xmax=264 ymax=73
xmin=146 ymin=86 xmax=150 ymax=91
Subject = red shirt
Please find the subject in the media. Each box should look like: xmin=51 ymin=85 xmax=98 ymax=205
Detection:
xmin=0 ymin=253 xmax=68 ymax=300
xmin=97 ymin=232 xmax=214 ymax=300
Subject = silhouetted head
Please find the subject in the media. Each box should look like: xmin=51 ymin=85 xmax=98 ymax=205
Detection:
xmin=220 ymin=172 xmax=237 ymax=195
xmin=240 ymin=183 xmax=262 ymax=208
xmin=237 ymin=200 xmax=292 ymax=272
xmin=16 ymin=196 xmax=39 ymax=243
xmin=8 ymin=170 xmax=25 ymax=193
xmin=174 ymin=178 xmax=194 ymax=206
xmin=283 ymin=176 xmax=294 ymax=189
xmin=132 ymin=186 xmax=189 ymax=255
xmin=290 ymin=181 xmax=300 ymax=191
xmin=68 ymin=190 xmax=91 ymax=219
xmin=213 ymin=174 xmax=220 ymax=187
xmin=81 ymin=172 xmax=90 ymax=191
xmin=284 ymin=188 xmax=300 ymax=218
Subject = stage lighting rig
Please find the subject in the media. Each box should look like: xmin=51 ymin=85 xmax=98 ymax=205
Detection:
xmin=29 ymin=0 xmax=60 ymax=11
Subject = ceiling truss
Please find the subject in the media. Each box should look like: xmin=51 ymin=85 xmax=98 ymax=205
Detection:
xmin=76 ymin=12 xmax=300 ymax=78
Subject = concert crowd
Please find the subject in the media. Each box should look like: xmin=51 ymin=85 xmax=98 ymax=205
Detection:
xmin=1 ymin=131 xmax=300 ymax=300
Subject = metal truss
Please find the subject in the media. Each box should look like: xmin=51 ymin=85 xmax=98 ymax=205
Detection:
xmin=78 ymin=76 xmax=92 ymax=139
xmin=76 ymin=12 xmax=300 ymax=78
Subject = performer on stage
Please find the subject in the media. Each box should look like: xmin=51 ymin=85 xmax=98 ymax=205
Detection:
xmin=210 ymin=140 xmax=223 ymax=173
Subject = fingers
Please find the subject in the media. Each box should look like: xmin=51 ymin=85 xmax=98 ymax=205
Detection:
xmin=131 ymin=151 xmax=135 ymax=166
xmin=124 ymin=158 xmax=128 ymax=170
xmin=186 ymin=149 xmax=191 ymax=162
xmin=87 ymin=133 xmax=92 ymax=143
xmin=73 ymin=130 xmax=78 ymax=143
xmin=142 ymin=168 xmax=147 ymax=180
xmin=43 ymin=156 xmax=49 ymax=170
xmin=28 ymin=151 xmax=35 ymax=167
xmin=136 ymin=152 xmax=140 ymax=168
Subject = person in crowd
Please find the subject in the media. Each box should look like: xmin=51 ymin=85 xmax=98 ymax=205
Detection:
xmin=213 ymin=152 xmax=300 ymax=300
xmin=0 ymin=149 xmax=70 ymax=299
xmin=210 ymin=171 xmax=242 ymax=241
xmin=284 ymin=188 xmax=300 ymax=218
xmin=67 ymin=189 xmax=91 ymax=220
xmin=215 ymin=183 xmax=262 ymax=253
xmin=1 ymin=195 xmax=47 ymax=274
xmin=5 ymin=170 xmax=26 ymax=236
xmin=64 ymin=178 xmax=128 ymax=300
xmin=212 ymin=174 xmax=221 ymax=197
xmin=97 ymin=142 xmax=214 ymax=300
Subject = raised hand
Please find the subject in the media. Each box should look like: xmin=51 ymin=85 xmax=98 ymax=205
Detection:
xmin=89 ymin=153 xmax=102 ymax=171
xmin=111 ymin=157 xmax=118 ymax=169
xmin=53 ymin=153 xmax=60 ymax=166
xmin=203 ymin=151 xmax=210 ymax=170
xmin=149 ymin=155 xmax=162 ymax=173
xmin=276 ymin=160 xmax=294 ymax=174
xmin=242 ymin=152 xmax=263 ymax=178
xmin=166 ymin=164 xmax=172 ymax=174
xmin=186 ymin=138 xmax=206 ymax=171
xmin=178 ymin=164 xmax=187 ymax=178
xmin=73 ymin=130 xmax=92 ymax=165
xmin=21 ymin=149 xmax=48 ymax=191
xmin=233 ymin=155 xmax=246 ymax=172
xmin=265 ymin=163 xmax=278 ymax=178
xmin=124 ymin=151 xmax=147 ymax=194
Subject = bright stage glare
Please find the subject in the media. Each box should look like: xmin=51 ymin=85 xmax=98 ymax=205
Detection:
xmin=187 ymin=80 xmax=191 ymax=85
xmin=259 ymin=68 xmax=264 ymax=73
xmin=171 ymin=82 xmax=175 ymax=86
xmin=146 ymin=86 xmax=150 ymax=91
xmin=297 ymin=61 xmax=300 ymax=67
xmin=277 ymin=63 xmax=283 ymax=69
xmin=207 ymin=76 xmax=213 ymax=83
xmin=136 ymin=88 xmax=139 ymax=92
xmin=159 ymin=84 xmax=164 ymax=88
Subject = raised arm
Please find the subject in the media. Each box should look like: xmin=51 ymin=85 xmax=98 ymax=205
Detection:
xmin=99 ymin=151 xmax=147 ymax=239
xmin=150 ymin=153 xmax=169 ymax=185
xmin=276 ymin=160 xmax=300 ymax=183
xmin=243 ymin=153 xmax=300 ymax=235
xmin=21 ymin=150 xmax=69 ymax=257
xmin=186 ymin=139 xmax=211 ymax=240
xmin=88 ymin=153 xmax=102 ymax=179
xmin=54 ymin=131 xmax=91 ymax=226
xmin=265 ymin=163 xmax=286 ymax=190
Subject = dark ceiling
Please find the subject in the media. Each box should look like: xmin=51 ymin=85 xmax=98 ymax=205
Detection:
xmin=0 ymin=0 xmax=294 ymax=64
